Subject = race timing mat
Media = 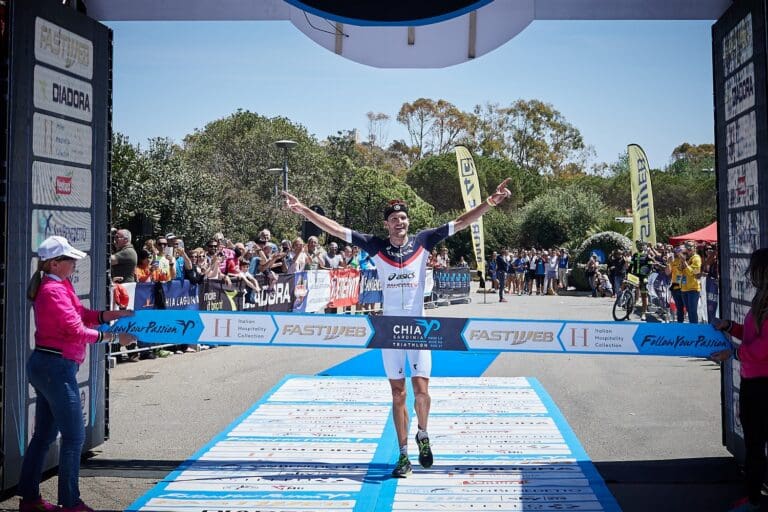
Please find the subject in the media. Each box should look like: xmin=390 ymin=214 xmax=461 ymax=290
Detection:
xmin=127 ymin=376 xmax=621 ymax=511
xmin=108 ymin=310 xmax=729 ymax=358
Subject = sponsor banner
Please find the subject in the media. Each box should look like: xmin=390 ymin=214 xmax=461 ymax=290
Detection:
xmin=368 ymin=315 xmax=468 ymax=351
xmin=726 ymin=111 xmax=757 ymax=164
xmin=725 ymin=62 xmax=755 ymax=121
xmin=463 ymin=320 xmax=560 ymax=351
xmin=628 ymin=144 xmax=657 ymax=246
xmin=33 ymin=64 xmax=92 ymax=122
xmin=722 ymin=13 xmax=753 ymax=76
xmin=243 ymin=274 xmax=295 ymax=312
xmin=729 ymin=209 xmax=760 ymax=254
xmin=199 ymin=278 xmax=239 ymax=311
xmin=272 ymin=314 xmax=373 ymax=347
xmin=433 ymin=267 xmax=471 ymax=297
xmin=358 ymin=268 xmax=382 ymax=304
xmin=455 ymin=146 xmax=485 ymax=274
xmin=32 ymin=161 xmax=92 ymax=208
xmin=134 ymin=281 xmax=200 ymax=311
xmin=302 ymin=269 xmax=332 ymax=313
xmin=32 ymin=112 xmax=92 ymax=165
xmin=31 ymin=209 xmax=90 ymax=252
xmin=107 ymin=312 xmax=729 ymax=357
xmin=328 ymin=268 xmax=360 ymax=308
xmin=34 ymin=17 xmax=93 ymax=79
xmin=727 ymin=160 xmax=759 ymax=208
xmin=292 ymin=272 xmax=309 ymax=311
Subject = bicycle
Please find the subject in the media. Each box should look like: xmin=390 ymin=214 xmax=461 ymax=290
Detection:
xmin=612 ymin=273 xmax=639 ymax=321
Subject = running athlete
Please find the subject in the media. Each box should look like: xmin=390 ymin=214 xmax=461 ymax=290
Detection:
xmin=283 ymin=179 xmax=511 ymax=477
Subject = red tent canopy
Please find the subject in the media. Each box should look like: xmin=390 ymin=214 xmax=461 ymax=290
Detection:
xmin=668 ymin=221 xmax=718 ymax=245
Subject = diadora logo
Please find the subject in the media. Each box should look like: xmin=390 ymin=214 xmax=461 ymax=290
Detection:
xmin=388 ymin=271 xmax=415 ymax=281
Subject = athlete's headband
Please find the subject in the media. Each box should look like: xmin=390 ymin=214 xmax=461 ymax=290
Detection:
xmin=384 ymin=200 xmax=409 ymax=220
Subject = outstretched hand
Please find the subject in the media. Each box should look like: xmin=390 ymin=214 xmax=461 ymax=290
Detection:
xmin=488 ymin=178 xmax=512 ymax=206
xmin=282 ymin=191 xmax=304 ymax=214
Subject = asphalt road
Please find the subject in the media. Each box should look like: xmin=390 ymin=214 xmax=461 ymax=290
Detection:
xmin=0 ymin=287 xmax=745 ymax=511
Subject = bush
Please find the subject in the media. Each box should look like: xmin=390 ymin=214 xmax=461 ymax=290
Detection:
xmin=570 ymin=231 xmax=631 ymax=290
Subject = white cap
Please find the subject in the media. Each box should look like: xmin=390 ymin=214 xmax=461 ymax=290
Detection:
xmin=37 ymin=236 xmax=86 ymax=261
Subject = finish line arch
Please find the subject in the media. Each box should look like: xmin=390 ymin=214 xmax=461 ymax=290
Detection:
xmin=0 ymin=0 xmax=761 ymax=500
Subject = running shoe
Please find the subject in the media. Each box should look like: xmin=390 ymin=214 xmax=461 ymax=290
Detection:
xmin=19 ymin=497 xmax=59 ymax=512
xmin=416 ymin=434 xmax=433 ymax=468
xmin=391 ymin=454 xmax=412 ymax=478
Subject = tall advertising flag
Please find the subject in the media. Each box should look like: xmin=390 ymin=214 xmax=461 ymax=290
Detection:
xmin=628 ymin=144 xmax=657 ymax=248
xmin=455 ymin=146 xmax=485 ymax=274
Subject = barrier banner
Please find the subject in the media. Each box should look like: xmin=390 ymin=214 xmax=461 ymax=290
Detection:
xmin=706 ymin=276 xmax=719 ymax=324
xmin=358 ymin=268 xmax=382 ymax=304
xmin=199 ymin=279 xmax=239 ymax=311
xmin=302 ymin=269 xmax=332 ymax=313
xmin=134 ymin=281 xmax=200 ymax=311
xmin=433 ymin=267 xmax=471 ymax=297
xmin=292 ymin=272 xmax=309 ymax=312
xmin=241 ymin=274 xmax=295 ymax=312
xmin=107 ymin=312 xmax=730 ymax=358
xmin=328 ymin=268 xmax=361 ymax=308
xmin=424 ymin=267 xmax=434 ymax=297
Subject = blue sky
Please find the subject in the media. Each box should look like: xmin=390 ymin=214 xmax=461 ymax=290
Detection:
xmin=107 ymin=19 xmax=714 ymax=169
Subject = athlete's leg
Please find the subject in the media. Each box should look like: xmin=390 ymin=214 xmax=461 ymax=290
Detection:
xmin=389 ymin=378 xmax=409 ymax=448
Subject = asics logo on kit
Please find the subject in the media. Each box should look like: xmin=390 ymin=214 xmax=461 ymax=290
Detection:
xmin=388 ymin=271 xmax=415 ymax=281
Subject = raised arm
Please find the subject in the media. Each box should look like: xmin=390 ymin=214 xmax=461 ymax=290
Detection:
xmin=453 ymin=178 xmax=511 ymax=232
xmin=283 ymin=191 xmax=348 ymax=239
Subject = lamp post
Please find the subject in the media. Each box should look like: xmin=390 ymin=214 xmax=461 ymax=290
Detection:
xmin=266 ymin=167 xmax=282 ymax=199
xmin=273 ymin=139 xmax=297 ymax=192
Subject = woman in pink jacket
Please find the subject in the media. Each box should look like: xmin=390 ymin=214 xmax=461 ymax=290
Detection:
xmin=712 ymin=248 xmax=768 ymax=512
xmin=18 ymin=236 xmax=136 ymax=512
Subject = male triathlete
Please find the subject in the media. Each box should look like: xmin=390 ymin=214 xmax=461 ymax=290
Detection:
xmin=283 ymin=179 xmax=511 ymax=477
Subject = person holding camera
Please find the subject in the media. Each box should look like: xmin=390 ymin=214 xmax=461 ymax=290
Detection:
xmin=18 ymin=236 xmax=137 ymax=512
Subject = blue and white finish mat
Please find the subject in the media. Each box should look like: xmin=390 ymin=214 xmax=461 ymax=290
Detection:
xmin=127 ymin=376 xmax=620 ymax=511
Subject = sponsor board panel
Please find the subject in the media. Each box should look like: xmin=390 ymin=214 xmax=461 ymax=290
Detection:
xmin=33 ymin=64 xmax=92 ymax=121
xmin=272 ymin=314 xmax=372 ymax=347
xmin=725 ymin=62 xmax=755 ymax=121
xmin=727 ymin=159 xmax=759 ymax=208
xmin=31 ymin=209 xmax=91 ymax=252
xmin=462 ymin=320 xmax=562 ymax=351
xmin=730 ymin=257 xmax=755 ymax=302
xmin=70 ymin=254 xmax=91 ymax=296
xmin=32 ymin=161 xmax=92 ymax=208
xmin=722 ymin=13 xmax=753 ymax=76
xmin=728 ymin=209 xmax=761 ymax=254
xmin=303 ymin=269 xmax=332 ymax=313
xmin=560 ymin=323 xmax=639 ymax=353
xmin=726 ymin=110 xmax=757 ymax=165
xmin=732 ymin=301 xmax=751 ymax=324
xmin=34 ymin=17 xmax=93 ymax=79
xmin=32 ymin=112 xmax=92 ymax=165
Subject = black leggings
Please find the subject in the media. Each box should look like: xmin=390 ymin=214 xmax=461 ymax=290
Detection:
xmin=739 ymin=377 xmax=768 ymax=504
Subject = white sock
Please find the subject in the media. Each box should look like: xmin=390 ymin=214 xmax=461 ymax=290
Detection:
xmin=399 ymin=445 xmax=408 ymax=456
xmin=416 ymin=429 xmax=428 ymax=442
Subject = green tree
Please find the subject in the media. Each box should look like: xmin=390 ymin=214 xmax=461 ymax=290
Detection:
xmin=182 ymin=110 xmax=333 ymax=240
xmin=516 ymin=187 xmax=607 ymax=248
